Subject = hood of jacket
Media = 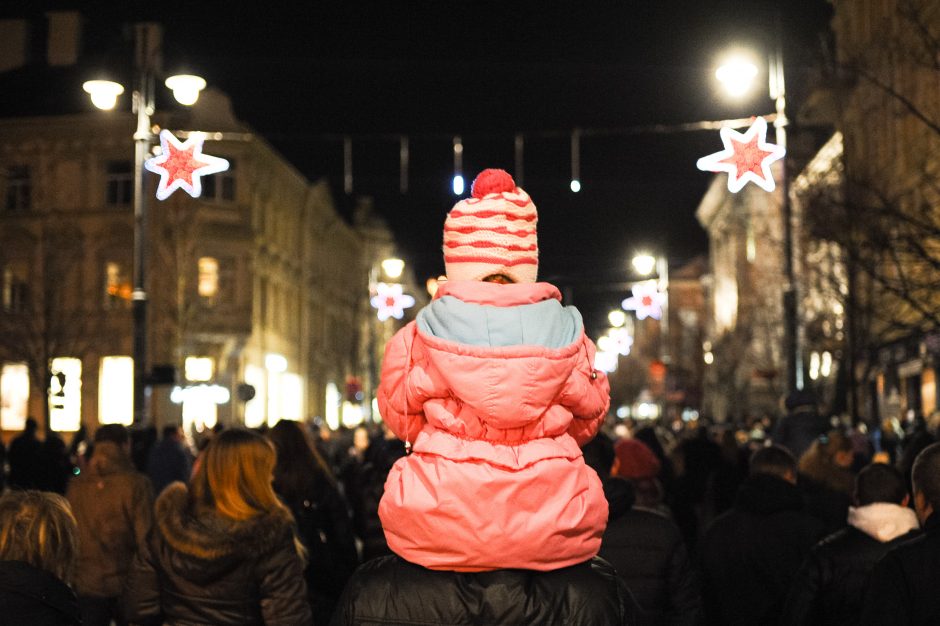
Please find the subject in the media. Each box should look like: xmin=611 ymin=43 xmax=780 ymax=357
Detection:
xmin=154 ymin=482 xmax=296 ymax=582
xmin=735 ymin=472 xmax=806 ymax=516
xmin=415 ymin=281 xmax=587 ymax=430
xmin=848 ymin=502 xmax=920 ymax=542
xmin=89 ymin=441 xmax=134 ymax=477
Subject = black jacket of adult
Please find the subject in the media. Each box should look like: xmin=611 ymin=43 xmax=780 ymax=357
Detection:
xmin=772 ymin=407 xmax=829 ymax=460
xmin=123 ymin=482 xmax=312 ymax=626
xmin=699 ymin=473 xmax=825 ymax=626
xmin=860 ymin=513 xmax=940 ymax=626
xmin=7 ymin=430 xmax=44 ymax=490
xmin=0 ymin=560 xmax=81 ymax=625
xmin=784 ymin=524 xmax=920 ymax=626
xmin=330 ymin=554 xmax=640 ymax=626
xmin=599 ymin=477 xmax=703 ymax=626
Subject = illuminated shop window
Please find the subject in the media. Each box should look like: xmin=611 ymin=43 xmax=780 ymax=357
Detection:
xmin=99 ymin=356 xmax=133 ymax=425
xmin=0 ymin=362 xmax=29 ymax=431
xmin=182 ymin=388 xmax=218 ymax=433
xmin=49 ymin=357 xmax=81 ymax=432
xmin=243 ymin=364 xmax=266 ymax=429
xmin=325 ymin=382 xmax=340 ymax=431
xmin=198 ymin=257 xmax=219 ymax=298
xmin=278 ymin=372 xmax=303 ymax=424
xmin=185 ymin=356 xmax=214 ymax=382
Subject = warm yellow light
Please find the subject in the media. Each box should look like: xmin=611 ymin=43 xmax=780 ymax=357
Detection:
xmin=426 ymin=277 xmax=439 ymax=297
xmin=381 ymin=258 xmax=405 ymax=279
xmin=99 ymin=356 xmax=133 ymax=425
xmin=165 ymin=74 xmax=206 ymax=106
xmin=632 ymin=254 xmax=656 ymax=276
xmin=608 ymin=310 xmax=627 ymax=328
xmin=716 ymin=55 xmax=759 ymax=97
xmin=185 ymin=356 xmax=214 ymax=382
xmin=83 ymin=80 xmax=124 ymax=110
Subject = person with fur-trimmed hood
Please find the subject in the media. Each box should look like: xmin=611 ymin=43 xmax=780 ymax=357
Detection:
xmin=123 ymin=429 xmax=311 ymax=626
xmin=332 ymin=170 xmax=636 ymax=625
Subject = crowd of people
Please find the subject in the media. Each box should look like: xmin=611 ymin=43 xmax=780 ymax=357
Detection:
xmin=1 ymin=169 xmax=939 ymax=625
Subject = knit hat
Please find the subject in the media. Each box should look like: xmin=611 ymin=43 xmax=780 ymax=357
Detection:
xmin=613 ymin=438 xmax=661 ymax=480
xmin=443 ymin=169 xmax=538 ymax=283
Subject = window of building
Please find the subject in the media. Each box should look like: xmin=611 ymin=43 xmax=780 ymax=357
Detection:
xmin=99 ymin=356 xmax=133 ymax=425
xmin=49 ymin=357 xmax=81 ymax=432
xmin=4 ymin=165 xmax=31 ymax=212
xmin=185 ymin=356 xmax=214 ymax=382
xmin=105 ymin=160 xmax=133 ymax=206
xmin=104 ymin=261 xmax=132 ymax=309
xmin=201 ymin=158 xmax=236 ymax=202
xmin=2 ymin=262 xmax=29 ymax=312
xmin=198 ymin=257 xmax=219 ymax=299
xmin=0 ymin=362 xmax=29 ymax=431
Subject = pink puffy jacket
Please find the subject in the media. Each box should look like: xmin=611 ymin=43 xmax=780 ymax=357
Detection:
xmin=377 ymin=280 xmax=610 ymax=572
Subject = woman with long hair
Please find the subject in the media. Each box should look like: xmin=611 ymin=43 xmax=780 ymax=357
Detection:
xmin=268 ymin=419 xmax=359 ymax=625
xmin=124 ymin=428 xmax=312 ymax=625
xmin=0 ymin=490 xmax=81 ymax=625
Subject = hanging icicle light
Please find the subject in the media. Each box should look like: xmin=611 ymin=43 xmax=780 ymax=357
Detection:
xmin=399 ymin=135 xmax=409 ymax=194
xmin=570 ymin=128 xmax=581 ymax=192
xmin=452 ymin=135 xmax=464 ymax=195
xmin=515 ymin=133 xmax=525 ymax=187
xmin=343 ymin=136 xmax=353 ymax=195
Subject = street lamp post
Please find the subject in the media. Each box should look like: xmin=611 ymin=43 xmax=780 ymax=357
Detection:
xmin=716 ymin=31 xmax=802 ymax=394
xmin=84 ymin=23 xmax=207 ymax=425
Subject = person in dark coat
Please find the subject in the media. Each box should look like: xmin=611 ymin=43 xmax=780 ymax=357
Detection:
xmin=67 ymin=425 xmax=153 ymax=626
xmin=0 ymin=490 xmax=81 ymax=626
xmin=38 ymin=431 xmax=73 ymax=494
xmin=797 ymin=429 xmax=856 ymax=534
xmin=586 ymin=436 xmax=703 ymax=626
xmin=331 ymin=554 xmax=638 ymax=626
xmin=860 ymin=442 xmax=940 ymax=625
xmin=123 ymin=429 xmax=312 ymax=626
xmin=784 ymin=463 xmax=920 ymax=626
xmin=8 ymin=417 xmax=44 ymax=490
xmin=772 ymin=389 xmax=830 ymax=459
xmin=147 ymin=424 xmax=193 ymax=496
xmin=699 ymin=445 xmax=825 ymax=626
xmin=268 ymin=419 xmax=359 ymax=625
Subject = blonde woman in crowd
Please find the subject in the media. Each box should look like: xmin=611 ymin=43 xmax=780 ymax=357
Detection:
xmin=124 ymin=428 xmax=312 ymax=625
xmin=0 ymin=490 xmax=81 ymax=625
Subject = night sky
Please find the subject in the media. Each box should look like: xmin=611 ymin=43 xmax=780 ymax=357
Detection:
xmin=7 ymin=0 xmax=834 ymax=335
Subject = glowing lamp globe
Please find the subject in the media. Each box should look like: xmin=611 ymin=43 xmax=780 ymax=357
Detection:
xmin=632 ymin=254 xmax=656 ymax=276
xmin=165 ymin=74 xmax=206 ymax=106
xmin=83 ymin=80 xmax=125 ymax=110
xmin=381 ymin=258 xmax=405 ymax=279
xmin=715 ymin=57 xmax=758 ymax=98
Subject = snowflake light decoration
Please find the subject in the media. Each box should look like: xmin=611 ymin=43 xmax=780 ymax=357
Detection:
xmin=144 ymin=130 xmax=230 ymax=200
xmin=594 ymin=350 xmax=619 ymax=374
xmin=622 ymin=283 xmax=666 ymax=321
xmin=370 ymin=282 xmax=415 ymax=321
xmin=597 ymin=327 xmax=634 ymax=356
xmin=696 ymin=116 xmax=786 ymax=193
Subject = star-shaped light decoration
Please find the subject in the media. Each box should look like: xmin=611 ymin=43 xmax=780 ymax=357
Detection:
xmin=597 ymin=327 xmax=634 ymax=356
xmin=622 ymin=283 xmax=666 ymax=320
xmin=696 ymin=116 xmax=785 ymax=193
xmin=144 ymin=130 xmax=230 ymax=200
xmin=370 ymin=282 xmax=415 ymax=321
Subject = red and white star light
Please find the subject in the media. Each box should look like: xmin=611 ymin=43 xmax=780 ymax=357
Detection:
xmin=370 ymin=282 xmax=415 ymax=321
xmin=622 ymin=283 xmax=666 ymax=321
xmin=144 ymin=130 xmax=230 ymax=200
xmin=696 ymin=116 xmax=785 ymax=193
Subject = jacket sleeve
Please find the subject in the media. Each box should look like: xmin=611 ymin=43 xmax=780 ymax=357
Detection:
xmin=859 ymin=553 xmax=909 ymax=626
xmin=559 ymin=335 xmax=611 ymax=445
xmin=132 ymin=475 xmax=155 ymax=549
xmin=377 ymin=322 xmax=445 ymax=443
xmin=666 ymin=537 xmax=704 ymax=626
xmin=122 ymin=530 xmax=163 ymax=626
xmin=257 ymin=531 xmax=314 ymax=626
xmin=781 ymin=551 xmax=824 ymax=626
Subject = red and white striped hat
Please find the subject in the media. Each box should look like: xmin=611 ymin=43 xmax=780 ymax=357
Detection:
xmin=443 ymin=169 xmax=538 ymax=283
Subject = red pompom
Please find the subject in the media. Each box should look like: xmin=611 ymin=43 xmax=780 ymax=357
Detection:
xmin=471 ymin=169 xmax=516 ymax=198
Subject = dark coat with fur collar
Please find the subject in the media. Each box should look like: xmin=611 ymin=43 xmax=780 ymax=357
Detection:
xmin=122 ymin=482 xmax=312 ymax=626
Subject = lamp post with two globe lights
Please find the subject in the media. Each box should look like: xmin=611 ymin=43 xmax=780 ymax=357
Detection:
xmin=82 ymin=23 xmax=213 ymax=425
